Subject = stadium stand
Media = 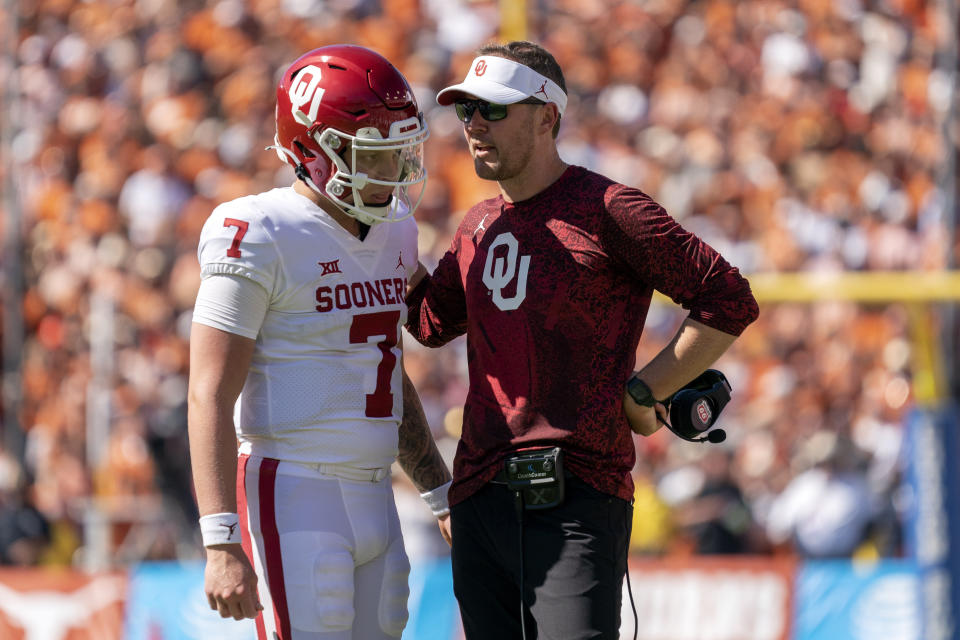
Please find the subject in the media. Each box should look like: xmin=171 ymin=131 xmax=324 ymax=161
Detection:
xmin=0 ymin=0 xmax=955 ymax=571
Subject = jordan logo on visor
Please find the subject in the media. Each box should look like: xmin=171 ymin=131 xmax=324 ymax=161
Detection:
xmin=474 ymin=60 xmax=487 ymax=76
xmin=535 ymin=80 xmax=549 ymax=99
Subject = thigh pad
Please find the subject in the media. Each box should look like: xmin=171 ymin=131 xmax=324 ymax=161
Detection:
xmin=281 ymin=531 xmax=355 ymax=634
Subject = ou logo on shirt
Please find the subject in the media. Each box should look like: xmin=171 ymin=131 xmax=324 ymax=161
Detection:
xmin=482 ymin=232 xmax=531 ymax=311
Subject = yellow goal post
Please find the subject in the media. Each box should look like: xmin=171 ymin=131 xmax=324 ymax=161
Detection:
xmin=654 ymin=271 xmax=960 ymax=407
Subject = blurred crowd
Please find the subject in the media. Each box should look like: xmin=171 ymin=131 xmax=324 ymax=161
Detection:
xmin=0 ymin=0 xmax=955 ymax=567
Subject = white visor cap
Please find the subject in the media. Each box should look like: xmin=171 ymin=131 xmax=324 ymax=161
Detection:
xmin=436 ymin=56 xmax=567 ymax=116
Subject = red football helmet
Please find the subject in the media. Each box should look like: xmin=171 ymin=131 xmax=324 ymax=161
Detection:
xmin=272 ymin=45 xmax=428 ymax=224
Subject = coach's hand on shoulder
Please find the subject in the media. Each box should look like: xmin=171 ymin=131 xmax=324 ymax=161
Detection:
xmin=407 ymin=261 xmax=428 ymax=295
xmin=623 ymin=390 xmax=667 ymax=437
xmin=205 ymin=544 xmax=263 ymax=620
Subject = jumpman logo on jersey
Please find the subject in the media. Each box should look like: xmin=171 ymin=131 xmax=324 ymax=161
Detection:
xmin=534 ymin=80 xmax=549 ymax=99
xmin=219 ymin=521 xmax=239 ymax=536
xmin=318 ymin=259 xmax=342 ymax=276
xmin=474 ymin=213 xmax=489 ymax=236
xmin=396 ymin=252 xmax=404 ymax=270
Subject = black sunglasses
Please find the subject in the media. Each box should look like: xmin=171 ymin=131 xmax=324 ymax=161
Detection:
xmin=454 ymin=97 xmax=545 ymax=123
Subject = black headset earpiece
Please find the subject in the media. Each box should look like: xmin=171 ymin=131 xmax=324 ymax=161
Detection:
xmin=663 ymin=370 xmax=731 ymax=444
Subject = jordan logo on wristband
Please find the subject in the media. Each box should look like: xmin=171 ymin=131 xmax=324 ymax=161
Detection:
xmin=200 ymin=512 xmax=243 ymax=546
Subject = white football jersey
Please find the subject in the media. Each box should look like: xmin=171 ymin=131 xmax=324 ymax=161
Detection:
xmin=195 ymin=187 xmax=418 ymax=468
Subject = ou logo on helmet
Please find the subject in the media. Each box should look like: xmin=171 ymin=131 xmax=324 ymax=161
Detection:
xmin=290 ymin=65 xmax=326 ymax=123
xmin=482 ymin=232 xmax=531 ymax=311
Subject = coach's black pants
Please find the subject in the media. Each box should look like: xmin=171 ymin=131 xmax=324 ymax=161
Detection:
xmin=450 ymin=473 xmax=632 ymax=639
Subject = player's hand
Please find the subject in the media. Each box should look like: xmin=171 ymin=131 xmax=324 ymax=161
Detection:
xmin=623 ymin=390 xmax=668 ymax=436
xmin=204 ymin=544 xmax=263 ymax=620
xmin=437 ymin=513 xmax=452 ymax=547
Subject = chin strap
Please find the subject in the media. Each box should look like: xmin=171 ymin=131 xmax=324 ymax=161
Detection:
xmin=266 ymin=142 xmax=356 ymax=214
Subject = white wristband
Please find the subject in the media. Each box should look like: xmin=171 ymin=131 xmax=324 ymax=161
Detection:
xmin=419 ymin=481 xmax=451 ymax=517
xmin=199 ymin=512 xmax=242 ymax=547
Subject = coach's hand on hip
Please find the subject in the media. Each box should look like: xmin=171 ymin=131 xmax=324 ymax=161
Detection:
xmin=623 ymin=391 xmax=667 ymax=437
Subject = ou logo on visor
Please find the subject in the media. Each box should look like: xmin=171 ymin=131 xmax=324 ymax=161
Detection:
xmin=482 ymin=232 xmax=531 ymax=311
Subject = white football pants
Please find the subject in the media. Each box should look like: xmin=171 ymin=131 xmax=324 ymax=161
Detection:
xmin=238 ymin=454 xmax=410 ymax=639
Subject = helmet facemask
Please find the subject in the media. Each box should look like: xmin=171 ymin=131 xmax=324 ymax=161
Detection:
xmin=313 ymin=117 xmax=428 ymax=226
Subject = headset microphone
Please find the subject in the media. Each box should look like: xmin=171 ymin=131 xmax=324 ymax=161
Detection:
xmin=707 ymin=429 xmax=727 ymax=443
xmin=693 ymin=428 xmax=727 ymax=444
xmin=659 ymin=370 xmax=732 ymax=444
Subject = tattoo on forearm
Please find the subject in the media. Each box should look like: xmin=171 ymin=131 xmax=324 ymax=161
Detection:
xmin=397 ymin=373 xmax=452 ymax=493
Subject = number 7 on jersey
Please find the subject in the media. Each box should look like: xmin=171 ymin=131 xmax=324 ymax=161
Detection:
xmin=223 ymin=218 xmax=249 ymax=258
xmin=349 ymin=310 xmax=401 ymax=418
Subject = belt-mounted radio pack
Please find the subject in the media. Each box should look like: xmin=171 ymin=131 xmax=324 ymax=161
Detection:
xmin=503 ymin=447 xmax=564 ymax=510
xmin=498 ymin=446 xmax=638 ymax=640
xmin=502 ymin=447 xmax=565 ymax=640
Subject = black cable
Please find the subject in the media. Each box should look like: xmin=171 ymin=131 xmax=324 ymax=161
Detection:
xmin=625 ymin=497 xmax=638 ymax=640
xmin=514 ymin=490 xmax=528 ymax=640
xmin=512 ymin=479 xmax=635 ymax=640
xmin=626 ymin=568 xmax=638 ymax=640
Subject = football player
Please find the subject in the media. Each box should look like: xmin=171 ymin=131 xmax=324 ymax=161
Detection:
xmin=188 ymin=45 xmax=451 ymax=640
